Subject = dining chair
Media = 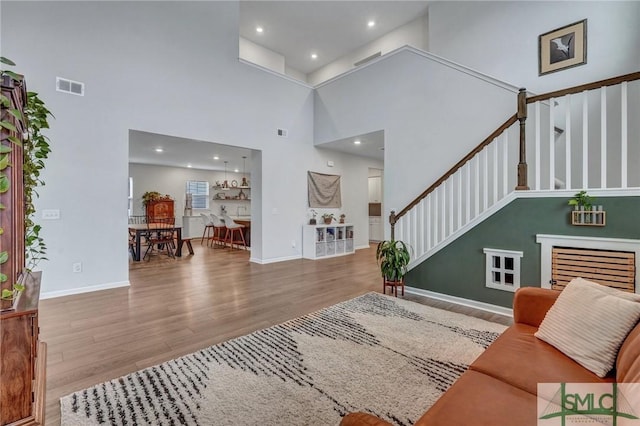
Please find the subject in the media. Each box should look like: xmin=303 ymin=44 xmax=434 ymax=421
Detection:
xmin=200 ymin=213 xmax=215 ymax=246
xmin=128 ymin=215 xmax=150 ymax=258
xmin=209 ymin=214 xmax=227 ymax=248
xmin=143 ymin=217 xmax=176 ymax=260
xmin=221 ymin=214 xmax=246 ymax=250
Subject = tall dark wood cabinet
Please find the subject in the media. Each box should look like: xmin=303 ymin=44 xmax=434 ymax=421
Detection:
xmin=0 ymin=273 xmax=45 ymax=426
xmin=1 ymin=74 xmax=46 ymax=425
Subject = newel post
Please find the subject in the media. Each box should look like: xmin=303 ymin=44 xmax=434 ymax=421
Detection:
xmin=389 ymin=210 xmax=397 ymax=241
xmin=516 ymin=88 xmax=529 ymax=190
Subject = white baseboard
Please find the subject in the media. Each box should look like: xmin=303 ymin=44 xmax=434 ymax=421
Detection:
xmin=41 ymin=281 xmax=130 ymax=300
xmin=356 ymin=244 xmax=373 ymax=250
xmin=405 ymin=286 xmax=513 ymax=318
xmin=250 ymin=254 xmax=302 ymax=264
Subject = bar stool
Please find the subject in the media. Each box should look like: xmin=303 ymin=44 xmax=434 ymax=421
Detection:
xmin=200 ymin=213 xmax=214 ymax=245
xmin=209 ymin=213 xmax=227 ymax=248
xmin=221 ymin=214 xmax=246 ymax=250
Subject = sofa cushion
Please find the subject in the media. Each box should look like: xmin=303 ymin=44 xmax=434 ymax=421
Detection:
xmin=534 ymin=277 xmax=640 ymax=377
xmin=617 ymin=322 xmax=640 ymax=383
xmin=470 ymin=323 xmax=614 ymax=395
xmin=414 ymin=369 xmax=538 ymax=426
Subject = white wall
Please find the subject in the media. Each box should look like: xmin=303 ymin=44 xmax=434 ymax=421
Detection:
xmin=315 ymin=48 xmax=520 ymax=240
xmin=239 ymin=37 xmax=286 ymax=75
xmin=308 ymin=15 xmax=429 ymax=86
xmin=428 ymin=1 xmax=640 ymax=94
xmin=0 ymin=1 xmax=322 ymax=296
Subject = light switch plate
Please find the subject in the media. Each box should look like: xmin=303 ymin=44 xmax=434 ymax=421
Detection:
xmin=42 ymin=209 xmax=60 ymax=220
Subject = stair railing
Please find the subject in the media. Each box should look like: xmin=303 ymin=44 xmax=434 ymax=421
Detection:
xmin=390 ymin=71 xmax=640 ymax=259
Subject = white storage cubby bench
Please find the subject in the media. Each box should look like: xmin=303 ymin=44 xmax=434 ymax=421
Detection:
xmin=303 ymin=223 xmax=355 ymax=259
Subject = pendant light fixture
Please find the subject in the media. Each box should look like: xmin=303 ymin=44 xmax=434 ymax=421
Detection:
xmin=222 ymin=161 xmax=230 ymax=190
xmin=240 ymin=156 xmax=249 ymax=188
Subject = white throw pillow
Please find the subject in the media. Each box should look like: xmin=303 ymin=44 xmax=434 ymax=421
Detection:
xmin=535 ymin=278 xmax=640 ymax=377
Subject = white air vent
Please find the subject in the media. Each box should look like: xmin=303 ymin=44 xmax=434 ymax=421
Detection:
xmin=56 ymin=77 xmax=84 ymax=96
xmin=277 ymin=128 xmax=288 ymax=137
xmin=354 ymin=52 xmax=381 ymax=67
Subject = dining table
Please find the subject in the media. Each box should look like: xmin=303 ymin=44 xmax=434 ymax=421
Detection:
xmin=128 ymin=223 xmax=184 ymax=261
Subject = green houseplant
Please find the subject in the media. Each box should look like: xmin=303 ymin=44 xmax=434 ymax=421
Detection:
xmin=375 ymin=240 xmax=411 ymax=283
xmin=568 ymin=190 xmax=594 ymax=210
xmin=0 ymin=57 xmax=52 ymax=302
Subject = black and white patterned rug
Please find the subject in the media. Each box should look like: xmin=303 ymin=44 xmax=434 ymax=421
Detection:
xmin=60 ymin=292 xmax=506 ymax=425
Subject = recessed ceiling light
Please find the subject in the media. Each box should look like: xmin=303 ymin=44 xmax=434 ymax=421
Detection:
xmin=354 ymin=140 xmax=361 ymax=145
xmin=154 ymin=148 xmax=163 ymax=153
xmin=213 ymin=156 xmax=219 ymax=160
xmin=367 ymin=20 xmax=376 ymax=28
xmin=187 ymin=164 xmax=192 ymax=168
xmin=311 ymin=53 xmax=318 ymax=60
xmin=256 ymin=26 xmax=263 ymax=33
xmin=234 ymin=168 xmax=239 ymax=173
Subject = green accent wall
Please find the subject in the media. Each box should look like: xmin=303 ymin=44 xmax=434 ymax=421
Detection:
xmin=406 ymin=196 xmax=640 ymax=308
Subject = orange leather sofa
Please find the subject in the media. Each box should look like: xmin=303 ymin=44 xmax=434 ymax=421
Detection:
xmin=341 ymin=287 xmax=640 ymax=426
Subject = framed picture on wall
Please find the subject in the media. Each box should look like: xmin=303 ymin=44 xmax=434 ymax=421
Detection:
xmin=539 ymin=19 xmax=587 ymax=75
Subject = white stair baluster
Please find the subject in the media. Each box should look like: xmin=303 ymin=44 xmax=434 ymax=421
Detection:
xmin=493 ymin=139 xmax=498 ymax=204
xmin=582 ymin=91 xmax=589 ymax=188
xmin=503 ymin=132 xmax=509 ymax=197
xmin=549 ymin=98 xmax=555 ymax=190
xmin=535 ymin=101 xmax=541 ymax=190
xmin=601 ymin=86 xmax=607 ymax=188
xmin=565 ymin=94 xmax=572 ymax=189
xmin=483 ymin=147 xmax=488 ymax=211
xmin=457 ymin=169 xmax=462 ymax=230
xmin=621 ymin=81 xmax=628 ymax=188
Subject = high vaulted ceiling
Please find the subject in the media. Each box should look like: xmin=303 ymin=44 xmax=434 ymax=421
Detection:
xmin=131 ymin=2 xmax=430 ymax=168
xmin=239 ymin=1 xmax=429 ymax=75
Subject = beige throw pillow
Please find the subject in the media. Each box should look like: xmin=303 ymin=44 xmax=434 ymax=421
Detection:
xmin=535 ymin=278 xmax=640 ymax=377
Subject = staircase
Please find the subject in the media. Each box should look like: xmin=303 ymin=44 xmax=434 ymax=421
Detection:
xmin=390 ymin=72 xmax=640 ymax=270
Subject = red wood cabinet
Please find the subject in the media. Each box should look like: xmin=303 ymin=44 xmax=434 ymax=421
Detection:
xmin=146 ymin=199 xmax=175 ymax=223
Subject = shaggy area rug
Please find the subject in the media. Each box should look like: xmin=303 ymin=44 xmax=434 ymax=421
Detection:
xmin=60 ymin=292 xmax=506 ymax=426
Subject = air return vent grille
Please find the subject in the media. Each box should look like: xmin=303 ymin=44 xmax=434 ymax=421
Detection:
xmin=56 ymin=77 xmax=84 ymax=96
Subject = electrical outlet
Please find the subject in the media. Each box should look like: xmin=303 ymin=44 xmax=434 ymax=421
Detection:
xmin=72 ymin=262 xmax=82 ymax=273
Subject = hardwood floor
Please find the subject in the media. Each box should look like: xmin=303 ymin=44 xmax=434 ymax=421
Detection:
xmin=39 ymin=242 xmax=511 ymax=425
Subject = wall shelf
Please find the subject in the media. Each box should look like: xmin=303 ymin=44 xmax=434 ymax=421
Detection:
xmin=570 ymin=210 xmax=606 ymax=226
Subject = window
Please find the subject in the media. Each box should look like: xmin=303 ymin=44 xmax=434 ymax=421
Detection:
xmin=186 ymin=180 xmax=209 ymax=209
xmin=483 ymin=248 xmax=523 ymax=292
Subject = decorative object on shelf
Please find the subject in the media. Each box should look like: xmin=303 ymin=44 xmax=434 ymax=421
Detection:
xmin=322 ymin=213 xmax=334 ymax=224
xmin=231 ymin=180 xmax=238 ymax=188
xmin=309 ymin=209 xmax=317 ymax=225
xmin=339 ymin=214 xmax=346 ymax=224
xmin=184 ymin=193 xmax=192 ymax=216
xmin=376 ymin=240 xmax=411 ymax=297
xmin=568 ymin=190 xmax=604 ymax=226
xmin=240 ymin=156 xmax=249 ymax=188
xmin=539 ymin=19 xmax=587 ymax=76
xmin=221 ymin=161 xmax=230 ymax=190
xmin=238 ymin=189 xmax=247 ymax=200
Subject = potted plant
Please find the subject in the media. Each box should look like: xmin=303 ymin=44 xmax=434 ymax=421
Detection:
xmin=568 ymin=190 xmax=595 ymax=224
xmin=309 ymin=209 xmax=317 ymax=225
xmin=339 ymin=214 xmax=346 ymax=224
xmin=321 ymin=213 xmax=334 ymax=224
xmin=142 ymin=191 xmax=171 ymax=205
xmin=375 ymin=239 xmax=411 ymax=284
xmin=1 ymin=57 xmax=51 ymax=305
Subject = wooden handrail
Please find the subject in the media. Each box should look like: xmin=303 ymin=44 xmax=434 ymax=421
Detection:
xmin=391 ymin=70 xmax=640 ymax=239
xmin=527 ymin=71 xmax=640 ymax=104
xmin=394 ymin=113 xmax=518 ymax=221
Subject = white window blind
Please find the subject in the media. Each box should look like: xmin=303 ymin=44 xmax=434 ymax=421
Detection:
xmin=186 ymin=180 xmax=209 ymax=209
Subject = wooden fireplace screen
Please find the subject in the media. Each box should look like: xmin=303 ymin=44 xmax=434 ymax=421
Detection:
xmin=551 ymin=247 xmax=636 ymax=293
